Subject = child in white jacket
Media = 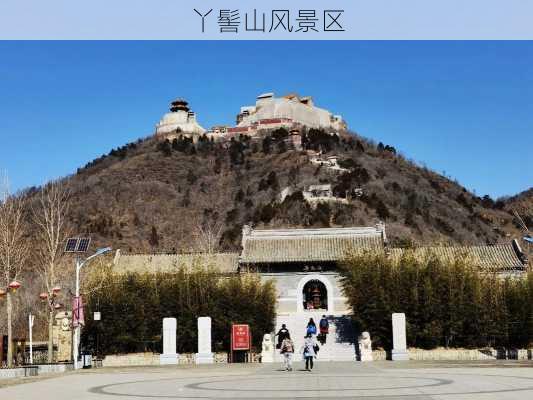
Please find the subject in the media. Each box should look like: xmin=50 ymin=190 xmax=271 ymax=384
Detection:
xmin=302 ymin=333 xmax=318 ymax=371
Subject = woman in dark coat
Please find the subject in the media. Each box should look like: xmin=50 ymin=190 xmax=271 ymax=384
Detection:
xmin=275 ymin=324 xmax=290 ymax=349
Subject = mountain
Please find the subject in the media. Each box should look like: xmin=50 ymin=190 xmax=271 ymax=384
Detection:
xmin=504 ymin=188 xmax=533 ymax=213
xmin=49 ymin=128 xmax=525 ymax=254
xmin=502 ymin=188 xmax=533 ymax=234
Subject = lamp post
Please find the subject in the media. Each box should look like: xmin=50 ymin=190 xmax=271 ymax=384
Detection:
xmin=73 ymin=247 xmax=112 ymax=370
xmin=0 ymin=281 xmax=22 ymax=368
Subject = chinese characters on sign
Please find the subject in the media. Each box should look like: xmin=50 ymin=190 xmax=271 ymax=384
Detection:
xmin=231 ymin=324 xmax=251 ymax=351
xmin=193 ymin=9 xmax=345 ymax=33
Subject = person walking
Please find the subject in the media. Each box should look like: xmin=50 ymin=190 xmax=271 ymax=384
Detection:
xmin=275 ymin=324 xmax=290 ymax=349
xmin=318 ymin=315 xmax=329 ymax=345
xmin=302 ymin=333 xmax=318 ymax=371
xmin=280 ymin=336 xmax=294 ymax=371
xmin=306 ymin=318 xmax=317 ymax=336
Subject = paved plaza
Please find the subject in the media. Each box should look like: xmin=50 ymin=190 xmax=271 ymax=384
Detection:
xmin=1 ymin=361 xmax=533 ymax=399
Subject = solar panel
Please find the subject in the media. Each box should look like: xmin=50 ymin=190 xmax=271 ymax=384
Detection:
xmin=65 ymin=237 xmax=92 ymax=253
xmin=65 ymin=238 xmax=79 ymax=252
xmin=76 ymin=238 xmax=91 ymax=252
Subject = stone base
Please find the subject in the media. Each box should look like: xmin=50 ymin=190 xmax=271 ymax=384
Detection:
xmin=261 ymin=351 xmax=275 ymax=363
xmin=392 ymin=349 xmax=409 ymax=361
xmin=360 ymin=351 xmax=373 ymax=362
xmin=195 ymin=352 xmax=214 ymax=364
xmin=160 ymin=353 xmax=179 ymax=365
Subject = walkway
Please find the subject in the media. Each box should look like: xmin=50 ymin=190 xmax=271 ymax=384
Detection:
xmin=1 ymin=361 xmax=533 ymax=399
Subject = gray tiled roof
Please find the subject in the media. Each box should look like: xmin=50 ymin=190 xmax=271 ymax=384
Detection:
xmin=241 ymin=226 xmax=385 ymax=263
xmin=114 ymin=252 xmax=240 ymax=274
xmin=389 ymin=245 xmax=525 ymax=272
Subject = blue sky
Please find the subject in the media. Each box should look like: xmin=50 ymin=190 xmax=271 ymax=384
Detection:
xmin=0 ymin=41 xmax=531 ymax=198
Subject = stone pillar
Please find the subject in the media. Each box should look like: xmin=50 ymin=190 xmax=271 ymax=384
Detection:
xmin=160 ymin=318 xmax=178 ymax=365
xmin=52 ymin=311 xmax=72 ymax=362
xmin=391 ymin=313 xmax=409 ymax=361
xmin=195 ymin=317 xmax=214 ymax=364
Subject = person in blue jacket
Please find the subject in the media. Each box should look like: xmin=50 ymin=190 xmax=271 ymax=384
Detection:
xmin=306 ymin=318 xmax=317 ymax=336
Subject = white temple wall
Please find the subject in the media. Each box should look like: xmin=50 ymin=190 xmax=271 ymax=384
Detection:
xmin=239 ymin=97 xmax=338 ymax=130
xmin=259 ymin=271 xmax=351 ymax=315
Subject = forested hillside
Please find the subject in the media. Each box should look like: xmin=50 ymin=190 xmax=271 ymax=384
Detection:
xmin=53 ymin=128 xmax=527 ymax=253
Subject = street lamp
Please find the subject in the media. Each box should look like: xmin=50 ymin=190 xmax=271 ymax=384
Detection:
xmin=0 ymin=281 xmax=22 ymax=297
xmin=72 ymin=247 xmax=112 ymax=369
xmin=0 ymin=280 xmax=22 ymax=368
xmin=8 ymin=281 xmax=21 ymax=292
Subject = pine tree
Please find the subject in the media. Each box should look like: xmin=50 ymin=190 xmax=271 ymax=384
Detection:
xmin=149 ymin=226 xmax=159 ymax=248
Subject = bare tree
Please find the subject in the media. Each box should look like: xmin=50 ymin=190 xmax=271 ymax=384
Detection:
xmin=0 ymin=173 xmax=28 ymax=367
xmin=32 ymin=179 xmax=71 ymax=363
xmin=79 ymin=254 xmax=116 ymax=296
xmin=513 ymin=208 xmax=532 ymax=262
xmin=194 ymin=218 xmax=223 ymax=254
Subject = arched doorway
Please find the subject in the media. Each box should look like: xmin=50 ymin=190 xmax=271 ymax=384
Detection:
xmin=302 ymin=279 xmax=328 ymax=311
xmin=296 ymin=274 xmax=335 ymax=313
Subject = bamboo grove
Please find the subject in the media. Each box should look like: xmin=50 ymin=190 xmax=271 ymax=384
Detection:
xmin=82 ymin=268 xmax=276 ymax=355
xmin=339 ymin=252 xmax=533 ymax=350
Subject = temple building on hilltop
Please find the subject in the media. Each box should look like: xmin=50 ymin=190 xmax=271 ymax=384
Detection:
xmin=155 ymin=98 xmax=206 ymax=138
xmin=224 ymin=92 xmax=347 ymax=137
xmin=155 ymin=93 xmax=346 ymax=141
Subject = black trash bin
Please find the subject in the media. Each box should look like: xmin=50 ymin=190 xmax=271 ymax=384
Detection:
xmin=82 ymin=353 xmax=92 ymax=369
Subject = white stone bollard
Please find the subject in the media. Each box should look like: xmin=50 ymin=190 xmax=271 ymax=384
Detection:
xmin=260 ymin=333 xmax=275 ymax=363
xmin=358 ymin=331 xmax=373 ymax=362
xmin=160 ymin=317 xmax=179 ymax=365
xmin=195 ymin=317 xmax=214 ymax=364
xmin=391 ymin=313 xmax=409 ymax=361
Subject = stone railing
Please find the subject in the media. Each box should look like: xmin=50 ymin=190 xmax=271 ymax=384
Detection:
xmin=0 ymin=363 xmax=73 ymax=380
xmin=371 ymin=348 xmax=533 ymax=361
xmin=102 ymin=352 xmax=260 ymax=367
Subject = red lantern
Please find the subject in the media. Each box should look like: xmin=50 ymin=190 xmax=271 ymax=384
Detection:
xmin=8 ymin=281 xmax=21 ymax=292
xmin=39 ymin=292 xmax=48 ymax=301
xmin=0 ymin=289 xmax=6 ymax=298
xmin=52 ymin=286 xmax=61 ymax=296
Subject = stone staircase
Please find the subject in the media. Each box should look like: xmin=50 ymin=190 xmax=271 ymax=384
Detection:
xmin=273 ymin=311 xmax=357 ymax=362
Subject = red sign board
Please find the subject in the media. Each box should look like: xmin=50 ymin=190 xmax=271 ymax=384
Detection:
xmin=231 ymin=324 xmax=250 ymax=351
